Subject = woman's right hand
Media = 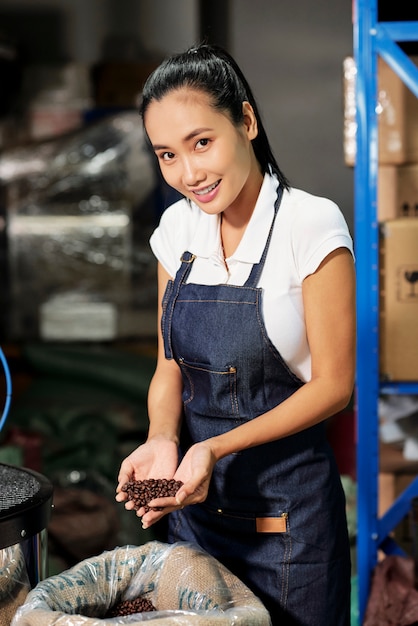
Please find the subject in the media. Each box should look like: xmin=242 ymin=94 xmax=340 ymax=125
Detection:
xmin=115 ymin=436 xmax=179 ymax=512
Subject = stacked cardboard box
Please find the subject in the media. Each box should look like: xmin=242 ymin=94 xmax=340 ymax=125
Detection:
xmin=343 ymin=56 xmax=418 ymax=170
xmin=379 ymin=219 xmax=418 ymax=381
xmin=375 ymin=61 xmax=418 ymax=382
xmin=344 ymin=55 xmax=418 ymax=381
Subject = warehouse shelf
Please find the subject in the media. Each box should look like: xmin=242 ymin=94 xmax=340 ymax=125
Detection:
xmin=380 ymin=382 xmax=418 ymax=395
xmin=353 ymin=0 xmax=418 ymax=621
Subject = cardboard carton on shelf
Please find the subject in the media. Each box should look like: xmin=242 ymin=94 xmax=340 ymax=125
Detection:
xmin=343 ymin=55 xmax=418 ymax=166
xmin=379 ymin=218 xmax=418 ymax=381
xmin=378 ymin=442 xmax=418 ymax=556
xmin=379 ymin=471 xmax=417 ymax=517
xmin=379 ymin=441 xmax=418 ymax=517
xmin=378 ymin=164 xmax=418 ymax=221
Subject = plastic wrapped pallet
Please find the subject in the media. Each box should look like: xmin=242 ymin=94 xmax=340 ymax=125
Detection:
xmin=12 ymin=541 xmax=271 ymax=625
xmin=0 ymin=544 xmax=30 ymax=626
xmin=0 ymin=112 xmax=158 ymax=341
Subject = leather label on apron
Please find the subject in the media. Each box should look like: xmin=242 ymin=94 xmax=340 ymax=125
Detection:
xmin=256 ymin=515 xmax=287 ymax=533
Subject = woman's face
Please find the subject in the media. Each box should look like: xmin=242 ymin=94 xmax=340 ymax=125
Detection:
xmin=144 ymin=88 xmax=263 ymax=218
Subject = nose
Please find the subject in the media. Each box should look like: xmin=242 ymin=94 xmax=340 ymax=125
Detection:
xmin=181 ymin=156 xmax=205 ymax=187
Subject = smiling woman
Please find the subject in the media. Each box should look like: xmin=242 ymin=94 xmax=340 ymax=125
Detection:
xmin=116 ymin=43 xmax=356 ymax=626
xmin=144 ymin=89 xmax=261 ymax=242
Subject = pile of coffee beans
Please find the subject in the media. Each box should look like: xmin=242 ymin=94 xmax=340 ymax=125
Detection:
xmin=106 ymin=596 xmax=156 ymax=617
xmin=121 ymin=478 xmax=183 ymax=512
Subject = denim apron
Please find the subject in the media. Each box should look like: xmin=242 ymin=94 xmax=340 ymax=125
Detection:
xmin=161 ymin=188 xmax=351 ymax=625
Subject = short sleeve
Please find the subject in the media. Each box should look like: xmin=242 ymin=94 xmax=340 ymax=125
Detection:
xmin=291 ymin=195 xmax=354 ymax=281
xmin=149 ymin=199 xmax=192 ymax=277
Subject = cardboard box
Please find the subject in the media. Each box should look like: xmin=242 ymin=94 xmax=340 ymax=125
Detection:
xmin=378 ymin=472 xmax=417 ymax=554
xmin=378 ymin=442 xmax=418 ymax=555
xmin=378 ymin=164 xmax=418 ymax=220
xmin=378 ymin=56 xmax=418 ymax=164
xmin=380 ymin=218 xmax=418 ymax=380
xmin=344 ymin=56 xmax=418 ymax=166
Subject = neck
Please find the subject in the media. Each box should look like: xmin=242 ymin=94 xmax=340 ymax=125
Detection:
xmin=221 ymin=167 xmax=263 ymax=258
xmin=223 ymin=167 xmax=263 ymax=229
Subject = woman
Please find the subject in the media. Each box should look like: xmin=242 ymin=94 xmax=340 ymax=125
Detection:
xmin=116 ymin=43 xmax=355 ymax=625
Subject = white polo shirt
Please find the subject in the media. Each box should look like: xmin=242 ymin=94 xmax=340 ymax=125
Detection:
xmin=150 ymin=173 xmax=354 ymax=382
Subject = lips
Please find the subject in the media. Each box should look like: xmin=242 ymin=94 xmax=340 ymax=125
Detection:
xmin=194 ymin=180 xmax=220 ymax=196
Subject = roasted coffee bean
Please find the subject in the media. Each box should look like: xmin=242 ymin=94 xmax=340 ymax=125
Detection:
xmin=122 ymin=478 xmax=183 ymax=512
xmin=106 ymin=596 xmax=156 ymax=616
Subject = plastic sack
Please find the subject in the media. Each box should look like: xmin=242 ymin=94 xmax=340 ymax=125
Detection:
xmin=0 ymin=544 xmax=30 ymax=626
xmin=11 ymin=541 xmax=271 ymax=625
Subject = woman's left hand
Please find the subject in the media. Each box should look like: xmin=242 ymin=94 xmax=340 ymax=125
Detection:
xmin=141 ymin=441 xmax=216 ymax=528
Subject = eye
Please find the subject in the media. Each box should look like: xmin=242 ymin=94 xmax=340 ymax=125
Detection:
xmin=160 ymin=151 xmax=175 ymax=162
xmin=196 ymin=138 xmax=210 ymax=149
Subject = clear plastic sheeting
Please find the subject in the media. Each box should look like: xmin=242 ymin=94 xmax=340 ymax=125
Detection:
xmin=11 ymin=541 xmax=271 ymax=626
xmin=1 ymin=112 xmax=158 ymax=341
xmin=0 ymin=544 xmax=30 ymax=626
xmin=379 ymin=395 xmax=418 ymax=460
xmin=0 ymin=113 xmax=154 ymax=207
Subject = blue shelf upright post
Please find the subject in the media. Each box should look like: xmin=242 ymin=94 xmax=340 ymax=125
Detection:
xmin=353 ymin=1 xmax=380 ymax=620
xmin=353 ymin=1 xmax=418 ymax=621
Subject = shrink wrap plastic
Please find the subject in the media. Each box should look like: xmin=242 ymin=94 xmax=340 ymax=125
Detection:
xmin=0 ymin=112 xmax=158 ymax=340
xmin=12 ymin=541 xmax=271 ymax=626
xmin=0 ymin=544 xmax=30 ymax=626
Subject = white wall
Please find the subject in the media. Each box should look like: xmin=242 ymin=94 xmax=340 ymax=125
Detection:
xmin=231 ymin=0 xmax=354 ymax=230
xmin=138 ymin=0 xmax=198 ymax=56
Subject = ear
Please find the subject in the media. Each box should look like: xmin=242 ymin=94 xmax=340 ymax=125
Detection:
xmin=242 ymin=101 xmax=258 ymax=140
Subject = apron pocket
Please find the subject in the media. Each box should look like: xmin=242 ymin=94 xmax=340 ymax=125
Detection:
xmin=178 ymin=357 xmax=240 ymax=418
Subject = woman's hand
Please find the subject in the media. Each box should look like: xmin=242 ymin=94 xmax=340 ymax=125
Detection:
xmin=140 ymin=440 xmax=217 ymax=529
xmin=115 ymin=436 xmax=179 ymax=513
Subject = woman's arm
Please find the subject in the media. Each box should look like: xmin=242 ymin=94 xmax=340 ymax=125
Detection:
xmin=147 ymin=262 xmax=184 ymax=443
xmin=116 ymin=262 xmax=184 ymax=491
xmin=207 ymin=247 xmax=356 ymax=457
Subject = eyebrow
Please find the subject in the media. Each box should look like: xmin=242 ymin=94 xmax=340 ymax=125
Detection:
xmin=152 ymin=127 xmax=214 ymax=151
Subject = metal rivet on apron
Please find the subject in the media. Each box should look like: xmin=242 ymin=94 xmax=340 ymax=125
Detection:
xmin=180 ymin=253 xmax=196 ymax=263
xmin=217 ymin=508 xmax=223 ymax=514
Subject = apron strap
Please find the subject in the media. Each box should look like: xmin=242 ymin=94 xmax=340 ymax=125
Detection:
xmin=244 ymin=184 xmax=283 ymax=288
xmin=178 ymin=251 xmax=196 ymax=281
xmin=162 ymin=251 xmax=196 ymax=359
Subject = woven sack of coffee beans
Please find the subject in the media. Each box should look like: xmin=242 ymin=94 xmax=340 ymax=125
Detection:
xmin=11 ymin=541 xmax=271 ymax=625
xmin=0 ymin=544 xmax=30 ymax=626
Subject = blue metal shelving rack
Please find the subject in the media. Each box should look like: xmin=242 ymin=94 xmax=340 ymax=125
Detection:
xmin=353 ymin=1 xmax=418 ymax=621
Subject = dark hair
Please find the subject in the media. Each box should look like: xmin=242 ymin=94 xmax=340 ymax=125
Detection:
xmin=139 ymin=43 xmax=290 ymax=190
